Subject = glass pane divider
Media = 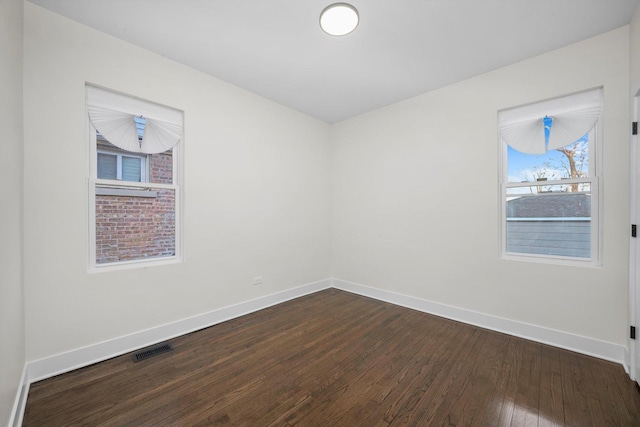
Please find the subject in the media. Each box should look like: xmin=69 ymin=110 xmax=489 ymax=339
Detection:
xmin=92 ymin=177 xmax=176 ymax=190
xmin=505 ymin=178 xmax=592 ymax=188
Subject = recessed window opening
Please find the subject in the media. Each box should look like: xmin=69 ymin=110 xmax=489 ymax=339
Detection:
xmin=499 ymin=88 xmax=603 ymax=266
xmin=87 ymin=85 xmax=183 ymax=271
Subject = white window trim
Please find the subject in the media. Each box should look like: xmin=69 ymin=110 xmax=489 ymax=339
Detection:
xmin=97 ymin=149 xmax=148 ymax=183
xmin=88 ymin=122 xmax=183 ymax=273
xmin=498 ymin=98 xmax=603 ymax=268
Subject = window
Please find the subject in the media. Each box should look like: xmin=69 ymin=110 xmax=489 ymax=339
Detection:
xmin=498 ymin=88 xmax=602 ymax=265
xmin=87 ymin=85 xmax=183 ymax=271
xmin=97 ymin=150 xmax=147 ymax=182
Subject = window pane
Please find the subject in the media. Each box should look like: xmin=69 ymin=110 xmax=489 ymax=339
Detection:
xmin=506 ymin=191 xmax=591 ymax=258
xmin=507 ymin=134 xmax=589 ymax=183
xmin=97 ymin=153 xmax=117 ymax=180
xmin=122 ymin=156 xmax=142 ymax=182
xmin=148 ymin=149 xmax=173 ymax=185
xmin=95 ymin=187 xmax=176 ymax=264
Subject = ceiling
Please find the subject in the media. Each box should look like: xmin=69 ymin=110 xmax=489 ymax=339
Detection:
xmin=28 ymin=0 xmax=640 ymax=123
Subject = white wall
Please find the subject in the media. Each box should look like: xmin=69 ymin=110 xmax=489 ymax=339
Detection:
xmin=0 ymin=0 xmax=25 ymax=424
xmin=23 ymin=3 xmax=331 ymax=362
xmin=331 ymin=27 xmax=630 ymax=345
xmin=631 ymin=5 xmax=640 ymax=89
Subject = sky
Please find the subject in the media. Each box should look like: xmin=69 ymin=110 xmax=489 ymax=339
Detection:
xmin=507 ymin=147 xmax=576 ymax=183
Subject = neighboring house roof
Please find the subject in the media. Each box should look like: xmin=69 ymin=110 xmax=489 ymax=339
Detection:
xmin=507 ymin=193 xmax=590 ymax=218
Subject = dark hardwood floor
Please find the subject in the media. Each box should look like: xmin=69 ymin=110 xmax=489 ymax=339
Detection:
xmin=23 ymin=289 xmax=640 ymax=426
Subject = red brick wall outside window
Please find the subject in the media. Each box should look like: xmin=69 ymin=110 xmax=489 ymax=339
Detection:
xmin=95 ymin=140 xmax=175 ymax=264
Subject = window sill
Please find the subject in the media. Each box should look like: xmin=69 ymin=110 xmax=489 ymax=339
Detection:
xmin=89 ymin=255 xmax=182 ymax=273
xmin=501 ymin=253 xmax=601 ymax=268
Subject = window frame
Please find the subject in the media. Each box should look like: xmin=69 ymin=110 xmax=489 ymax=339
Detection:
xmin=498 ymin=94 xmax=603 ymax=268
xmin=88 ymin=121 xmax=183 ymax=273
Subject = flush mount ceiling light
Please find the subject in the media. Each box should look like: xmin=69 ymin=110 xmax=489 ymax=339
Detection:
xmin=320 ymin=3 xmax=359 ymax=36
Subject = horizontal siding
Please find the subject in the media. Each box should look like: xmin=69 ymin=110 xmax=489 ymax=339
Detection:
xmin=506 ymin=220 xmax=590 ymax=258
xmin=507 ymin=231 xmax=590 ymax=242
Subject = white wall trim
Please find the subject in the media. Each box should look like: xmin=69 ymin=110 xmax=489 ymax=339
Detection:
xmin=8 ymin=364 xmax=29 ymax=427
xmin=629 ymin=85 xmax=640 ymax=383
xmin=26 ymin=279 xmax=332 ymax=383
xmin=332 ymin=278 xmax=627 ymax=367
xmin=625 ymin=346 xmax=631 ymax=375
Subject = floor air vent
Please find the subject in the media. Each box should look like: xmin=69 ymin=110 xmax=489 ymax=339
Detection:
xmin=132 ymin=342 xmax=173 ymax=362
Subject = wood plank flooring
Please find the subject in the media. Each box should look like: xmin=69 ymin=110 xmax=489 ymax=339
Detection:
xmin=23 ymin=289 xmax=640 ymax=426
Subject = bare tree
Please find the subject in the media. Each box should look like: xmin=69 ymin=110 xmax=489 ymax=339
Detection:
xmin=541 ymin=138 xmax=588 ymax=192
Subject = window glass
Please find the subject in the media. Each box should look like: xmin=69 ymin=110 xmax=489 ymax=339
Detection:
xmin=504 ymin=133 xmax=594 ymax=260
xmin=97 ymin=152 xmax=117 ymax=180
xmin=505 ymin=185 xmax=591 ymax=258
xmin=122 ymin=156 xmax=142 ymax=182
xmin=94 ymin=136 xmax=176 ymax=265
xmin=507 ymin=132 xmax=589 ymax=184
xmin=147 ymin=149 xmax=173 ymax=185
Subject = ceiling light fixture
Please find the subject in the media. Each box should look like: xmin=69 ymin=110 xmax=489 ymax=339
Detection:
xmin=320 ymin=3 xmax=359 ymax=36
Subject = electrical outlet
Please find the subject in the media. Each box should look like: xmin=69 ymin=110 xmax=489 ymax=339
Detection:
xmin=252 ymin=276 xmax=263 ymax=286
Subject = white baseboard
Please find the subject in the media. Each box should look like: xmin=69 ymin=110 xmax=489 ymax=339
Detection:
xmin=26 ymin=279 xmax=332 ymax=383
xmin=8 ymin=364 xmax=29 ymax=427
xmin=332 ymin=278 xmax=627 ymax=366
xmin=624 ymin=346 xmax=631 ymax=376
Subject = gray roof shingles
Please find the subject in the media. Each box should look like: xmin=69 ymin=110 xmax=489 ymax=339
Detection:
xmin=507 ymin=193 xmax=590 ymax=218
